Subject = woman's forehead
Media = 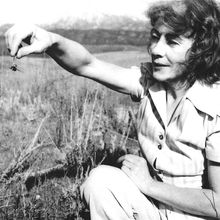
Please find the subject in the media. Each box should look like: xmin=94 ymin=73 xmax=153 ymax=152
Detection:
xmin=152 ymin=24 xmax=191 ymax=39
xmin=153 ymin=24 xmax=175 ymax=34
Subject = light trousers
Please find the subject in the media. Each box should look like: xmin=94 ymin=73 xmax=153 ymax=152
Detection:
xmin=80 ymin=165 xmax=162 ymax=220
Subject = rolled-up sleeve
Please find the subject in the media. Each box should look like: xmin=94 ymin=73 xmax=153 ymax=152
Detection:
xmin=130 ymin=63 xmax=152 ymax=102
xmin=206 ymin=116 xmax=220 ymax=162
xmin=129 ymin=66 xmax=145 ymax=102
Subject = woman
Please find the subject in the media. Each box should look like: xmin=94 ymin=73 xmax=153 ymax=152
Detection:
xmin=5 ymin=0 xmax=220 ymax=219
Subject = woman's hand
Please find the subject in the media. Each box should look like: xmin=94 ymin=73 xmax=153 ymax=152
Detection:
xmin=118 ymin=154 xmax=155 ymax=194
xmin=5 ymin=23 xmax=54 ymax=58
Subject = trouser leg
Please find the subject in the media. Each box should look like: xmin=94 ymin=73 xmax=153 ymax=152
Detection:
xmin=81 ymin=165 xmax=161 ymax=220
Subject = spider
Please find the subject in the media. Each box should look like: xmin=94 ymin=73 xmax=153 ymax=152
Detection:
xmin=10 ymin=63 xmax=18 ymax=71
xmin=10 ymin=57 xmax=21 ymax=72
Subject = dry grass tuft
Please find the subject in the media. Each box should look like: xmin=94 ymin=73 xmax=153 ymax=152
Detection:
xmin=0 ymin=52 xmax=144 ymax=219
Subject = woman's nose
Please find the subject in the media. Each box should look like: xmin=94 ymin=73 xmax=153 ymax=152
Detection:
xmin=151 ymin=37 xmax=166 ymax=57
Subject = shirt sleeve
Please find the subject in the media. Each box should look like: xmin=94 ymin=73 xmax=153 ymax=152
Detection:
xmin=206 ymin=115 xmax=220 ymax=162
xmin=130 ymin=62 xmax=152 ymax=102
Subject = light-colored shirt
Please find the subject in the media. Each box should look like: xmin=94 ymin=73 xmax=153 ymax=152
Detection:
xmin=131 ymin=64 xmax=220 ymax=220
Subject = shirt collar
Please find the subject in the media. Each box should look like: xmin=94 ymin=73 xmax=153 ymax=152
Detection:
xmin=186 ymin=81 xmax=220 ymax=118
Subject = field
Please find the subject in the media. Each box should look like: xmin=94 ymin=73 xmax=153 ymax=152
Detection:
xmin=0 ymin=49 xmax=149 ymax=219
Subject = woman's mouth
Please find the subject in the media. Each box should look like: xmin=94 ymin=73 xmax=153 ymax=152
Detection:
xmin=153 ymin=62 xmax=170 ymax=67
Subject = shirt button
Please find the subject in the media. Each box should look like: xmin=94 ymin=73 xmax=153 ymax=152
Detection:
xmin=159 ymin=135 xmax=164 ymax=140
xmin=158 ymin=144 xmax=162 ymax=150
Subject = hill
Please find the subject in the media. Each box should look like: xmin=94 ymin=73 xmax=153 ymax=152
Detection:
xmin=0 ymin=28 xmax=150 ymax=56
xmin=48 ymin=28 xmax=149 ymax=45
xmin=0 ymin=16 xmax=151 ymax=56
xmin=46 ymin=14 xmax=148 ymax=31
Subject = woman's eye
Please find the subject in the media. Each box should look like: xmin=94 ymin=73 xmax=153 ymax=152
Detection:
xmin=167 ymin=39 xmax=179 ymax=45
xmin=151 ymin=34 xmax=159 ymax=41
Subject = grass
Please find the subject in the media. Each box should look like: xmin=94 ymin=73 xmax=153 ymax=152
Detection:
xmin=0 ymin=49 xmax=149 ymax=219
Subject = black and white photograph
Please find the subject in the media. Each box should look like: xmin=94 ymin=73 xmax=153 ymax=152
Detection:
xmin=1 ymin=0 xmax=220 ymax=219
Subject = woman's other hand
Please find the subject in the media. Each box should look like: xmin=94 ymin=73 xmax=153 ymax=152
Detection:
xmin=118 ymin=154 xmax=155 ymax=194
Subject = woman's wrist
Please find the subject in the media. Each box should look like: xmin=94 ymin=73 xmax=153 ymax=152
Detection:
xmin=46 ymin=32 xmax=63 ymax=55
xmin=142 ymin=178 xmax=157 ymax=196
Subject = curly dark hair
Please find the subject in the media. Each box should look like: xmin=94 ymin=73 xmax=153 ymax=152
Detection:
xmin=147 ymin=0 xmax=220 ymax=86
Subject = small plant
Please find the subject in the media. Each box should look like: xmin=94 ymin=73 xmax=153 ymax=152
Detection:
xmin=0 ymin=53 xmax=141 ymax=219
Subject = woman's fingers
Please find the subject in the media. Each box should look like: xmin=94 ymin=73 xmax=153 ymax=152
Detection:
xmin=17 ymin=44 xmax=38 ymax=58
xmin=121 ymin=165 xmax=131 ymax=176
xmin=118 ymin=154 xmax=143 ymax=172
xmin=11 ymin=34 xmax=24 ymax=57
xmin=118 ymin=154 xmax=140 ymax=164
xmin=5 ymin=23 xmax=53 ymax=59
xmin=117 ymin=155 xmax=126 ymax=164
xmin=5 ymin=24 xmax=35 ymax=57
xmin=122 ymin=159 xmax=133 ymax=169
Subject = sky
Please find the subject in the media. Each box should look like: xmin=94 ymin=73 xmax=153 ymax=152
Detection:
xmin=0 ymin=0 xmax=159 ymax=26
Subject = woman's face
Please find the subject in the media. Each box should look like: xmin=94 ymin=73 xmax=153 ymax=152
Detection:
xmin=149 ymin=25 xmax=193 ymax=84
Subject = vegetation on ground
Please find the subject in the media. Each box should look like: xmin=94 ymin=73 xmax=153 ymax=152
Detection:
xmin=0 ymin=50 xmax=149 ymax=219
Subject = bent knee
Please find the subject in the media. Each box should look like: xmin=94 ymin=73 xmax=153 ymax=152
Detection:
xmin=80 ymin=165 xmax=124 ymax=201
xmin=81 ymin=165 xmax=121 ymax=190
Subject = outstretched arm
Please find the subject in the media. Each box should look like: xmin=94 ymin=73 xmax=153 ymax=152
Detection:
xmin=5 ymin=24 xmax=143 ymax=95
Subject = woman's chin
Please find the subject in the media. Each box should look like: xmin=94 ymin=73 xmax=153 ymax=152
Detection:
xmin=152 ymin=72 xmax=168 ymax=82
